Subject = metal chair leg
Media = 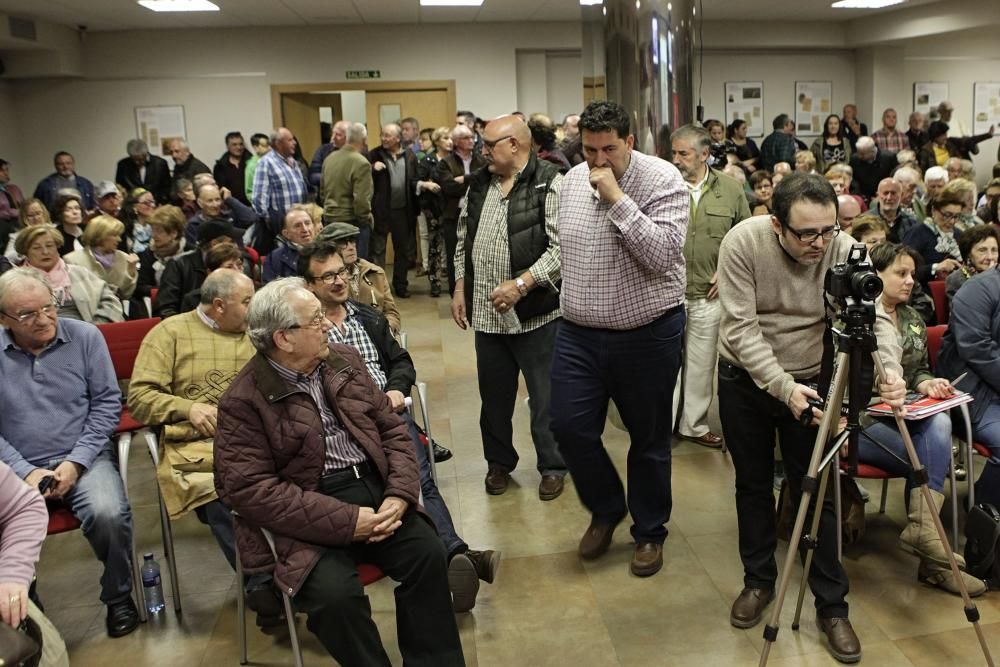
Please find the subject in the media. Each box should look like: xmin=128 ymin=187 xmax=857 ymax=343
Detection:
xmin=878 ymin=479 xmax=889 ymax=513
xmin=961 ymin=404 xmax=976 ymax=509
xmin=116 ymin=431 xmax=148 ymax=623
xmin=261 ymin=527 xmax=304 ymax=667
xmin=949 ymin=444 xmax=959 ymax=547
xmin=144 ymin=431 xmax=182 ymax=613
xmin=416 ymin=381 xmax=437 ymax=483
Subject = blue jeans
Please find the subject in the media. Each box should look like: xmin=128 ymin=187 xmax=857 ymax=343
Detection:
xmin=356 ymin=224 xmax=372 ymax=262
xmin=55 ymin=447 xmax=134 ymax=605
xmin=858 ymin=412 xmax=952 ymax=494
xmin=550 ymin=307 xmax=685 ymax=544
xmin=403 ymin=412 xmax=465 ymax=556
xmin=971 ymin=400 xmax=1000 ymax=507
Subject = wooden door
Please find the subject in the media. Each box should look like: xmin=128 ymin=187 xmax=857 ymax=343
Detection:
xmin=281 ymin=93 xmax=344 ymax=162
xmin=364 ymin=88 xmax=452 ymax=150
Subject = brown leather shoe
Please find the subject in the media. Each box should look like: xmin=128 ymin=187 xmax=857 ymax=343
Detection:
xmin=464 ymin=549 xmax=501 ymax=584
xmin=630 ymin=543 xmax=663 ymax=577
xmin=729 ymin=587 xmax=774 ymax=628
xmin=578 ymin=518 xmax=621 ymax=560
xmin=817 ymin=617 xmax=862 ymax=664
xmin=447 ymin=553 xmax=480 ymax=613
xmin=485 ymin=466 xmax=510 ymax=495
xmin=678 ymin=431 xmax=724 ymax=449
xmin=538 ymin=474 xmax=564 ymax=501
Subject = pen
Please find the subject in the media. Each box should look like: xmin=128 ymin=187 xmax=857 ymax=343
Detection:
xmin=948 ymin=372 xmax=967 ymax=387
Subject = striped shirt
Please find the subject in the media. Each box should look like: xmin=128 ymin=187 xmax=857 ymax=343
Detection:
xmin=327 ymin=302 xmax=388 ymax=390
xmin=871 ymin=128 xmax=910 ymax=154
xmin=252 ymin=150 xmax=309 ymax=222
xmin=558 ymin=150 xmax=688 ymax=330
xmin=454 ymin=172 xmax=562 ymax=334
xmin=266 ymin=358 xmax=366 ymax=471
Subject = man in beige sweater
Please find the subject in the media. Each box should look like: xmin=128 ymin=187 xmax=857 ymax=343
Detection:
xmin=717 ymin=173 xmax=906 ymax=664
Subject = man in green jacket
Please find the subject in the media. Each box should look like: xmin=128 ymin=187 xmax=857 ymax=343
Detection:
xmin=320 ymin=122 xmax=374 ymax=260
xmin=671 ymin=124 xmax=751 ymax=448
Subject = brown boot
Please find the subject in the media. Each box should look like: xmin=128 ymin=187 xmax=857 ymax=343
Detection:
xmin=464 ymin=549 xmax=501 ymax=584
xmin=917 ymin=561 xmax=987 ymax=597
xmin=898 ymin=489 xmax=965 ymax=568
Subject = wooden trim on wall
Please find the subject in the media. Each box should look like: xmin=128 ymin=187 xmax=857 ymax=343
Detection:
xmin=270 ymin=80 xmax=457 ymax=128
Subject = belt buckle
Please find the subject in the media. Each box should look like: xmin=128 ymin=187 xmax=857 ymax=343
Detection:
xmin=352 ymin=464 xmax=361 ymax=479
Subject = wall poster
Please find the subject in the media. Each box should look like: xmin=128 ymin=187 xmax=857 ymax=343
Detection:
xmin=134 ymin=106 xmax=187 ymax=157
xmin=794 ymin=81 xmax=832 ymax=136
xmin=724 ymin=81 xmax=764 ymax=137
xmin=973 ymin=82 xmax=1000 ymax=134
xmin=913 ymin=82 xmax=949 ymax=118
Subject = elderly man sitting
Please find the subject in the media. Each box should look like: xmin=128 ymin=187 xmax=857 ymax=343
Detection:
xmin=262 ymin=205 xmax=316 ymax=282
xmin=0 ymin=269 xmax=138 ymax=637
xmin=214 ymin=277 xmax=464 ymax=666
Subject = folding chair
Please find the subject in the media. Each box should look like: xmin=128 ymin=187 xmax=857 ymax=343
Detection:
xmin=96 ymin=318 xmax=182 ymax=616
xmin=928 ymin=280 xmax=948 ymax=325
xmin=399 ymin=331 xmax=438 ymax=482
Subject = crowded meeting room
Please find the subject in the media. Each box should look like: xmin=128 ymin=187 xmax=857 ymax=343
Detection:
xmin=3 ymin=0 xmax=1000 ymax=665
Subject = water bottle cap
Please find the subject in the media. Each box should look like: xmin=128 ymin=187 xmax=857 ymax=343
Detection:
xmin=143 ymin=553 xmax=154 ymax=560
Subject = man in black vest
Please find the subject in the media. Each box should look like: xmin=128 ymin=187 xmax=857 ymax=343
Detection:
xmin=450 ymin=115 xmax=567 ymax=501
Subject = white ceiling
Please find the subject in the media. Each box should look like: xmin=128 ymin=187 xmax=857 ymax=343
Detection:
xmin=0 ymin=0 xmax=945 ymax=31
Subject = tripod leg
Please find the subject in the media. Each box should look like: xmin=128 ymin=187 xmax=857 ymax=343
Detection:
xmin=758 ymin=353 xmax=850 ymax=667
xmin=791 ymin=460 xmax=834 ymax=631
xmin=872 ymin=353 xmax=995 ymax=667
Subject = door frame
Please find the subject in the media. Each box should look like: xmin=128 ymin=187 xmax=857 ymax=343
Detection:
xmin=270 ymin=80 xmax=458 ymax=128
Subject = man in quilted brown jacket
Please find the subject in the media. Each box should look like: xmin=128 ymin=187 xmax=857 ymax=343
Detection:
xmin=214 ymin=277 xmax=464 ymax=666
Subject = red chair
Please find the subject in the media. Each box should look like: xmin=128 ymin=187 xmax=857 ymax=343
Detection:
xmin=929 ymin=280 xmax=948 ymax=324
xmin=96 ymin=318 xmax=182 ymax=616
xmin=46 ymin=506 xmax=81 ymax=535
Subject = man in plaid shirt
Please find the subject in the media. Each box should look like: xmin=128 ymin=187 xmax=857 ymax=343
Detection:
xmin=871 ymin=108 xmax=910 ymax=154
xmin=251 ymin=127 xmax=308 ymax=255
xmin=550 ymin=101 xmax=688 ymax=578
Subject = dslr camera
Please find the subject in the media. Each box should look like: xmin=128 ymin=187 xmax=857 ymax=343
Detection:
xmin=825 ymin=243 xmax=882 ymax=303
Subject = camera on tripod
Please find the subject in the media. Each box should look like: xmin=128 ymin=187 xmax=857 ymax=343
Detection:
xmin=824 ymin=243 xmax=882 ymax=304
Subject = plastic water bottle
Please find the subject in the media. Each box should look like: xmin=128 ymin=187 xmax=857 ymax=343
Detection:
xmin=141 ymin=553 xmax=165 ymax=614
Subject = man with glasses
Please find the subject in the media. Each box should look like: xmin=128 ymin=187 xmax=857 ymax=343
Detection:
xmin=451 ymin=114 xmax=567 ymax=501
xmin=298 ymin=243 xmax=497 ymax=610
xmin=0 ymin=269 xmax=140 ymax=638
xmin=214 ymin=277 xmax=464 ymax=666
xmin=716 ymin=172 xmax=906 ymax=663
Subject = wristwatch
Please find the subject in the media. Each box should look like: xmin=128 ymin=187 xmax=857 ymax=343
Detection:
xmin=515 ymin=277 xmax=529 ymax=296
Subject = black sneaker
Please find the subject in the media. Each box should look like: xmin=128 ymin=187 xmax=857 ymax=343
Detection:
xmin=246 ymin=584 xmax=286 ymax=628
xmin=106 ymin=597 xmax=140 ymax=638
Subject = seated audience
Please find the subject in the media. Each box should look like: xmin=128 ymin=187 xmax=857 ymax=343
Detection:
xmin=33 ymin=152 xmax=95 ymax=213
xmin=892 ymin=166 xmax=923 ymax=217
xmin=304 ymin=202 xmax=325 ymax=237
xmin=748 ymin=170 xmax=773 ymax=215
xmin=0 ymin=269 xmax=138 ymax=637
xmin=945 ymin=224 xmax=999 ymax=306
xmin=316 ymin=222 xmax=401 ymax=333
xmin=915 ymin=165 xmax=949 ymax=221
xmin=179 ymin=242 xmax=245 ymax=312
xmin=298 ymin=244 xmax=499 ymax=610
xmin=214 ymin=277 xmax=465 ymax=666
xmin=810 ymin=114 xmax=851 ymax=173
xmin=155 ymin=219 xmax=242 ymax=318
xmin=940 ymin=177 xmax=984 ymax=232
xmin=794 ymin=150 xmax=817 ymax=174
xmin=51 ymin=194 xmax=85 ymax=256
xmin=262 ymin=205 xmax=315 ymax=283
xmin=894 ymin=149 xmax=919 ymax=173
xmin=939 ymin=262 xmax=1000 ymax=509
xmin=0 ymin=159 xmax=25 ymax=252
xmin=64 ymin=215 xmax=139 ymax=302
xmin=858 ymin=243 xmax=984 ymax=596
xmin=119 ymin=188 xmax=156 ymax=254
xmin=115 ymin=139 xmax=172 ymax=204
xmin=93 ymin=181 xmax=123 ymax=221
xmin=837 ymin=194 xmax=862 ymax=233
xmin=134 ymin=205 xmax=187 ymax=311
xmin=186 ymin=183 xmax=257 ymax=246
xmin=16 ymin=226 xmax=123 ymax=323
xmin=850 ymin=217 xmax=888 ymax=249
xmin=849 ymin=136 xmax=897 ymax=200
xmin=904 ymin=187 xmax=964 ymax=287
xmin=0 ymin=459 xmax=70 ymax=665
xmin=725 ymin=119 xmax=760 ymax=173
xmin=176 ymin=178 xmax=198 ymax=218
xmin=4 ymin=198 xmax=51 ymax=262
xmin=860 ymin=177 xmax=917 ymax=243
xmin=976 ymin=177 xmax=1000 ymax=223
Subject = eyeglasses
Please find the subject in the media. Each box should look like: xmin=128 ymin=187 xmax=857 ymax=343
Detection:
xmin=784 ymin=223 xmax=841 ymax=245
xmin=137 ymin=199 xmax=155 ymax=207
xmin=286 ymin=312 xmax=327 ymax=331
xmin=309 ymin=268 xmax=350 ymax=285
xmin=482 ymin=135 xmax=514 ymax=152
xmin=935 ymin=210 xmax=962 ymax=222
xmin=1 ymin=302 xmax=57 ymax=325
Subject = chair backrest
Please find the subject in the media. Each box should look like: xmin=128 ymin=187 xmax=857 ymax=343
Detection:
xmin=926 ymin=324 xmax=947 ymax=372
xmin=929 ymin=280 xmax=948 ymax=324
xmin=97 ymin=318 xmax=161 ymax=380
xmin=245 ymin=247 xmax=260 ymax=266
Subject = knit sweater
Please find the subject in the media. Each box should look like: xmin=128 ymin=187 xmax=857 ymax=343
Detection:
xmin=127 ymin=309 xmax=254 ymax=517
xmin=718 ymin=215 xmax=902 ymax=405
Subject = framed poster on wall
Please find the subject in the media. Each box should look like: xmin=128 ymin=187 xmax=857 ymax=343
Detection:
xmin=913 ymin=82 xmax=948 ymax=117
xmin=724 ymin=81 xmax=764 ymax=137
xmin=794 ymin=81 xmax=832 ymax=136
xmin=973 ymin=82 xmax=1000 ymax=134
xmin=134 ymin=105 xmax=187 ymax=157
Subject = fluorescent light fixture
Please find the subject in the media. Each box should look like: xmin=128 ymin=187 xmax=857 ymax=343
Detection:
xmin=580 ymin=0 xmax=602 ymax=5
xmin=419 ymin=0 xmax=484 ymax=6
xmin=138 ymin=0 xmax=220 ymax=11
xmin=831 ymin=0 xmax=905 ymax=8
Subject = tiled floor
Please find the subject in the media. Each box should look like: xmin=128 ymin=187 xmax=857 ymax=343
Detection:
xmin=37 ymin=280 xmax=1000 ymax=666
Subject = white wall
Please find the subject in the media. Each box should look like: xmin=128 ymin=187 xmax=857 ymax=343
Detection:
xmin=0 ymin=81 xmax=22 ymax=175
xmin=8 ymin=21 xmax=581 ymax=186
xmin=697 ymin=50 xmax=857 ymax=139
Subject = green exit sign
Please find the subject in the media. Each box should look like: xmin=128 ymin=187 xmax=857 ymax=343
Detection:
xmin=346 ymin=70 xmax=381 ymax=80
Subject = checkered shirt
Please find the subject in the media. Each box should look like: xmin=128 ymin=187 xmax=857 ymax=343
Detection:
xmin=266 ymin=358 xmax=366 ymax=472
xmin=871 ymin=129 xmax=910 ymax=154
xmin=252 ymin=150 xmax=309 ymax=220
xmin=327 ymin=301 xmax=388 ymax=391
xmin=558 ymin=151 xmax=688 ymax=330
xmin=454 ymin=172 xmax=563 ymax=334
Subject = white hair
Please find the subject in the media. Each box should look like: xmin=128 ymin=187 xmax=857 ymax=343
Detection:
xmin=246 ymin=277 xmax=309 ymax=353
xmin=855 ymin=136 xmax=875 ymax=152
xmin=924 ymin=166 xmax=949 ymax=184
xmin=0 ymin=269 xmax=53 ymax=311
xmin=347 ymin=122 xmax=368 ymax=144
xmin=893 ymin=166 xmax=921 ymax=185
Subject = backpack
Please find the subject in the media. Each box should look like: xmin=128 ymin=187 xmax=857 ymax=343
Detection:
xmin=964 ymin=503 xmax=1000 ymax=590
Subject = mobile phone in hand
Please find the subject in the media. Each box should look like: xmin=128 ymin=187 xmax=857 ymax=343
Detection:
xmin=37 ymin=476 xmax=55 ymax=494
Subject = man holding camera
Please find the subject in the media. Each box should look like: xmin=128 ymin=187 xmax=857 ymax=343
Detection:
xmin=717 ymin=173 xmax=906 ymax=664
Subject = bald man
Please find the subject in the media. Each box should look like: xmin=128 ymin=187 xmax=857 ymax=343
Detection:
xmin=370 ymin=122 xmax=420 ymax=297
xmin=451 ymin=114 xmax=567 ymax=500
xmin=866 ymin=177 xmax=917 ymax=242
xmin=836 ymin=195 xmax=861 ymax=233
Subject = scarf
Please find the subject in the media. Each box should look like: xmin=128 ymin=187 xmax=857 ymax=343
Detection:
xmin=28 ymin=258 xmax=73 ymax=304
xmin=92 ymin=249 xmax=116 ymax=271
xmin=923 ymin=218 xmax=961 ymax=261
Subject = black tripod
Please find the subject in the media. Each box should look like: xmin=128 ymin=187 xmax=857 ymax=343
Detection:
xmin=758 ymin=300 xmax=994 ymax=666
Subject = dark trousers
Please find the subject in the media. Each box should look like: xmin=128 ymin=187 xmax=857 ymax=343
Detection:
xmin=404 ymin=412 xmax=466 ymax=556
xmin=442 ymin=218 xmax=458 ymax=295
xmin=717 ymin=360 xmax=849 ymax=618
xmin=389 ymin=207 xmax=411 ymax=291
xmin=550 ymin=308 xmax=685 ymax=544
xmin=474 ymin=319 xmax=566 ymax=476
xmin=293 ymin=474 xmax=464 ymax=667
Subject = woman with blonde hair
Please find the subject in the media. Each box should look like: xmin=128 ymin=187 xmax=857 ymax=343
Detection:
xmin=416 ymin=125 xmax=452 ymax=296
xmin=64 ymin=214 xmax=139 ymax=301
xmin=4 ymin=198 xmax=51 ymax=262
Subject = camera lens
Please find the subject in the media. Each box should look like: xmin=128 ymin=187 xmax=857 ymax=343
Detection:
xmin=851 ymin=271 xmax=883 ymax=301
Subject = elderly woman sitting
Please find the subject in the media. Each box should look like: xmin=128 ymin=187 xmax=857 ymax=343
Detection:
xmin=64 ymin=215 xmax=139 ymax=301
xmin=15 ymin=225 xmax=123 ymax=323
xmin=3 ymin=198 xmax=52 ymax=263
xmin=946 ymin=224 xmax=999 ymax=306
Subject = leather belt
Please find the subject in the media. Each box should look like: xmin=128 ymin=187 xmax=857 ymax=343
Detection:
xmin=322 ymin=460 xmax=372 ymax=483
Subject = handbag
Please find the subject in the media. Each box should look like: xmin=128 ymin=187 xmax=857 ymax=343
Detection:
xmin=0 ymin=617 xmax=40 ymax=667
xmin=964 ymin=503 xmax=1000 ymax=590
